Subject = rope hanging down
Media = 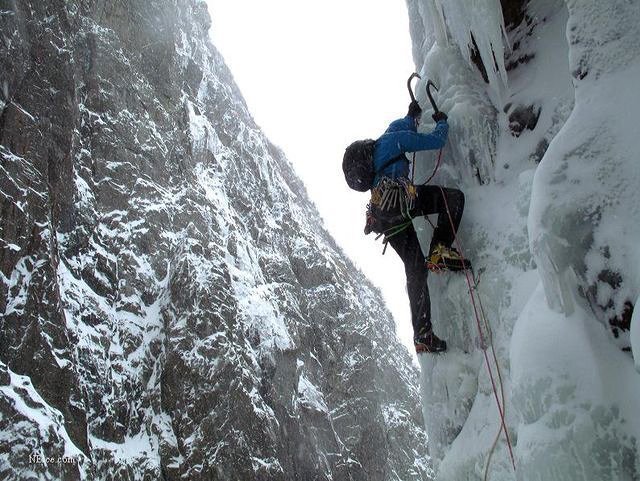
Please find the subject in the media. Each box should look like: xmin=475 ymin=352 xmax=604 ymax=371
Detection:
xmin=418 ymin=145 xmax=515 ymax=474
xmin=405 ymin=71 xmax=515 ymax=474
xmin=476 ymin=279 xmax=509 ymax=481
xmin=438 ymin=179 xmax=517 ymax=473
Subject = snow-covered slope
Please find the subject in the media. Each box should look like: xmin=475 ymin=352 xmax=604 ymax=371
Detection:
xmin=0 ymin=2 xmax=429 ymax=480
xmin=406 ymin=0 xmax=640 ymax=479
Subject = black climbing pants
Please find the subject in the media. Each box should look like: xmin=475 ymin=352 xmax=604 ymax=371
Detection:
xmin=411 ymin=185 xmax=465 ymax=252
xmin=387 ymin=186 xmax=465 ymax=338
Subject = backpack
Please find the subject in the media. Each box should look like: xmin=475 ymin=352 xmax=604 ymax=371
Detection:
xmin=342 ymin=140 xmax=406 ymax=192
xmin=342 ymin=139 xmax=377 ymax=192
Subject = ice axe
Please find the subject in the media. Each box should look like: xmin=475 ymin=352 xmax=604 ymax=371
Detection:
xmin=426 ymin=80 xmax=440 ymax=114
xmin=407 ymin=72 xmax=421 ymax=101
xmin=407 ymin=73 xmax=441 ymax=113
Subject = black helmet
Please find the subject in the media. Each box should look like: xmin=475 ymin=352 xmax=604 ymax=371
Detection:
xmin=342 ymin=139 xmax=377 ymax=192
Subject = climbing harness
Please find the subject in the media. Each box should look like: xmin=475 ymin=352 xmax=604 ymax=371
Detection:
xmin=366 ymin=177 xmax=417 ymax=253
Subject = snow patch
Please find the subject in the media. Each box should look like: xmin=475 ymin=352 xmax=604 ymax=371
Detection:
xmin=298 ymin=373 xmax=328 ymax=413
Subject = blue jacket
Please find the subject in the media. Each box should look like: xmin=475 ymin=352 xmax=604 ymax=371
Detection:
xmin=372 ymin=116 xmax=449 ymax=187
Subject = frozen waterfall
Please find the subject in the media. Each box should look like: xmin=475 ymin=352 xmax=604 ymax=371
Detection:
xmin=406 ymin=0 xmax=640 ymax=479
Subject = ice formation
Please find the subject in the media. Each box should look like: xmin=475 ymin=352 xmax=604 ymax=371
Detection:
xmin=406 ymin=0 xmax=640 ymax=479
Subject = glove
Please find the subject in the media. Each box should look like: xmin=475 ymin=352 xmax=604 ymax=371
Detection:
xmin=432 ymin=111 xmax=448 ymax=122
xmin=407 ymin=100 xmax=422 ymax=119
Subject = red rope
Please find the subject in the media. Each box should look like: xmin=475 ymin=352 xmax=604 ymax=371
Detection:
xmin=437 ymin=183 xmax=517 ymax=472
xmin=416 ymin=146 xmax=516 ymax=469
xmin=424 ymin=148 xmax=443 ymax=185
xmin=421 ymin=149 xmax=443 ymax=231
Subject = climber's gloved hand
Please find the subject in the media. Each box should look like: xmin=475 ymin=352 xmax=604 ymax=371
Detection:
xmin=407 ymin=100 xmax=422 ymax=119
xmin=432 ymin=111 xmax=448 ymax=122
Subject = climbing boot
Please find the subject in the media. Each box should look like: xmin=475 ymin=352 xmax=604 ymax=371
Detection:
xmin=427 ymin=243 xmax=471 ymax=272
xmin=414 ymin=331 xmax=447 ymax=353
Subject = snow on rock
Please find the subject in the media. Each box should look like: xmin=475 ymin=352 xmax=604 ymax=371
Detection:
xmin=408 ymin=0 xmax=640 ymax=479
xmin=298 ymin=372 xmax=328 ymax=413
xmin=0 ymin=1 xmax=430 ymax=480
xmin=0 ymin=363 xmax=90 ymax=479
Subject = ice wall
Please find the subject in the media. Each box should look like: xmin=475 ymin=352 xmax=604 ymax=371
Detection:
xmin=529 ymin=0 xmax=640 ymax=338
xmin=406 ymin=0 xmax=640 ymax=479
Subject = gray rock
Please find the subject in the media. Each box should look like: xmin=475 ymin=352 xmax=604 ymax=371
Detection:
xmin=0 ymin=1 xmax=430 ymax=480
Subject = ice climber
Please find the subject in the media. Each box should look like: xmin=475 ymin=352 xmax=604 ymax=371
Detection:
xmin=342 ymin=98 xmax=470 ymax=354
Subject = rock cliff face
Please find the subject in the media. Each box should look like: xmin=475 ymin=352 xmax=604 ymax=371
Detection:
xmin=0 ymin=1 xmax=429 ymax=479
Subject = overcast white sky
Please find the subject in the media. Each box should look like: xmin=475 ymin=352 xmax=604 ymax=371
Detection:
xmin=206 ymin=0 xmax=417 ymax=351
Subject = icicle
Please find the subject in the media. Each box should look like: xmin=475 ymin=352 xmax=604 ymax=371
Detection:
xmin=428 ymin=0 xmax=509 ymax=94
xmin=425 ymin=0 xmax=448 ymax=46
